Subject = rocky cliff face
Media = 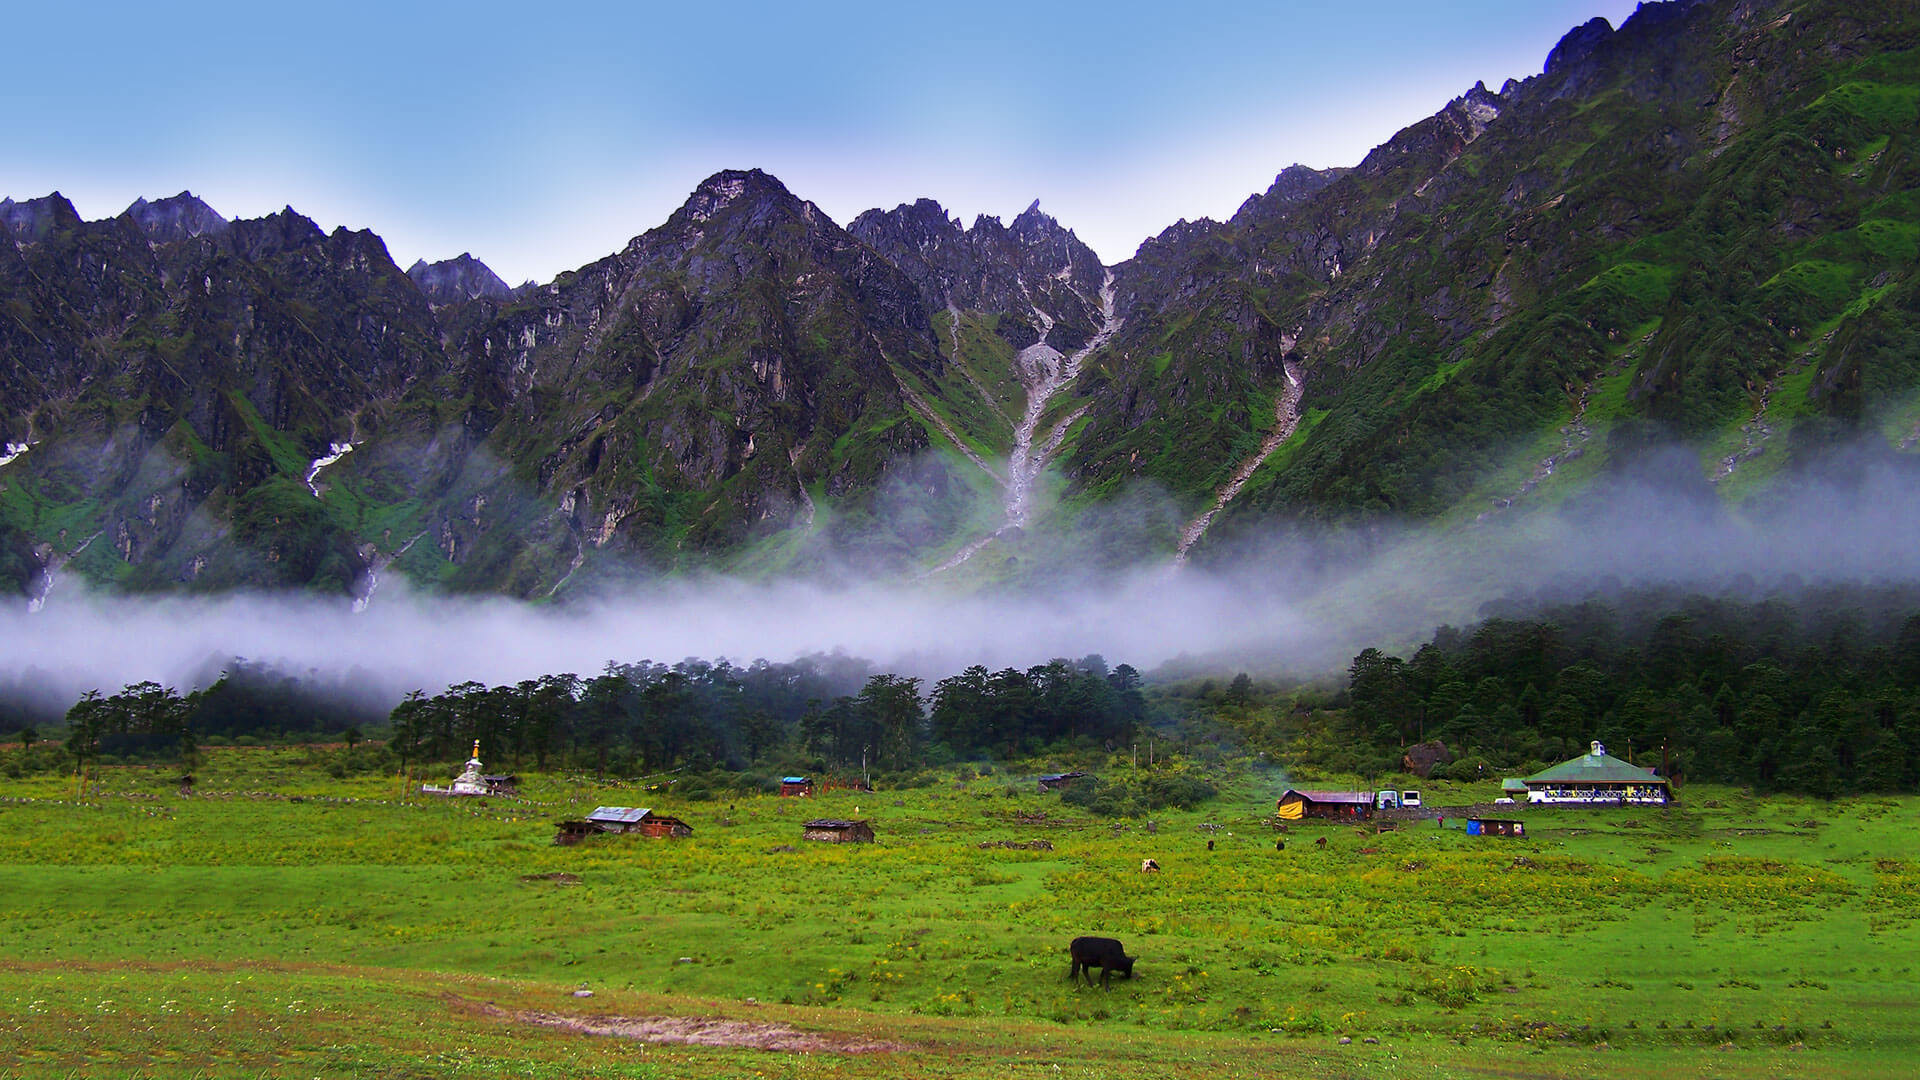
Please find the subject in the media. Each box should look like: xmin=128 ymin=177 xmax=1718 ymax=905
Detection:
xmin=0 ymin=188 xmax=458 ymax=595
xmin=407 ymin=254 xmax=512 ymax=305
xmin=3 ymin=0 xmax=1915 ymax=600
xmin=463 ymin=168 xmax=960 ymax=575
xmin=124 ymin=192 xmax=229 ymax=242
xmin=849 ymin=197 xmax=1107 ymax=351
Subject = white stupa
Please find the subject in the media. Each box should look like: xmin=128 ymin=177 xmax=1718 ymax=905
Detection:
xmin=423 ymin=741 xmax=493 ymax=796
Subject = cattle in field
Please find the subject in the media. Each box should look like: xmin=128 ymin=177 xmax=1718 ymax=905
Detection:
xmin=1140 ymin=858 xmax=1160 ymax=872
xmin=1068 ymin=936 xmax=1136 ymax=987
xmin=1315 ymin=837 xmax=1327 ymax=848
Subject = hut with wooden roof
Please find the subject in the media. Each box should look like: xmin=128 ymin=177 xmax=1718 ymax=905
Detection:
xmin=802 ymin=819 xmax=875 ymax=843
xmin=1510 ymin=741 xmax=1672 ymax=805
xmin=552 ymin=806 xmax=693 ymax=845
xmin=1275 ymin=789 xmax=1374 ymax=821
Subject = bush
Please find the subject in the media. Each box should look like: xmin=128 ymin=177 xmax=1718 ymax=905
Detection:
xmin=1059 ymin=771 xmax=1218 ymax=817
xmin=1433 ymin=756 xmax=1493 ymax=782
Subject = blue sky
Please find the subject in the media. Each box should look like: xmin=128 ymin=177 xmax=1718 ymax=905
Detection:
xmin=3 ymin=1 xmax=1640 ymax=283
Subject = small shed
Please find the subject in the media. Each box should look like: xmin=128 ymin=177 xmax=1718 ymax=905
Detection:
xmin=780 ymin=776 xmax=814 ymax=797
xmin=802 ymin=818 xmax=875 ymax=843
xmin=553 ymin=806 xmax=692 ymax=845
xmin=1466 ymin=818 xmax=1526 ymax=837
xmin=1038 ymin=771 xmax=1090 ymax=793
xmin=1276 ymin=789 xmax=1374 ymax=821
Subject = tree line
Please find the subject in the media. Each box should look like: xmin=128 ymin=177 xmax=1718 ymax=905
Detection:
xmin=1339 ymin=583 xmax=1920 ymax=795
xmin=13 ymin=652 xmax=1150 ymax=780
xmin=385 ymin=654 xmax=1147 ymax=776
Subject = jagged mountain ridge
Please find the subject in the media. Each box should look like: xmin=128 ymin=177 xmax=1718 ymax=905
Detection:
xmin=2 ymin=0 xmax=1917 ymax=603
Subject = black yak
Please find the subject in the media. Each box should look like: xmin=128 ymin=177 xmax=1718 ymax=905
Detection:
xmin=1068 ymin=936 xmax=1136 ymax=987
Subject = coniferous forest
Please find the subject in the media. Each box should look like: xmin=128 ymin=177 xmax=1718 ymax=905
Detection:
xmin=9 ymin=583 xmax=1920 ymax=801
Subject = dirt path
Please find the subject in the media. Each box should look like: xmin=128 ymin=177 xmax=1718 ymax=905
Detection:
xmin=1174 ymin=360 xmax=1303 ymax=564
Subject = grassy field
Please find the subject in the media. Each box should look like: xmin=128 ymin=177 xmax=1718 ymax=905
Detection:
xmin=2 ymin=748 xmax=1917 ymax=1078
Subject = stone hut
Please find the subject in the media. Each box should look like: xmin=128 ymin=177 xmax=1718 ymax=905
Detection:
xmin=802 ymin=819 xmax=875 ymax=843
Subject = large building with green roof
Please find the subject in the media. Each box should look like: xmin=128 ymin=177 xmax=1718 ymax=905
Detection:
xmin=1511 ymin=741 xmax=1672 ymax=805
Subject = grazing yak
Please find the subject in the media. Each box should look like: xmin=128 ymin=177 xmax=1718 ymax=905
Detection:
xmin=1068 ymin=936 xmax=1136 ymax=987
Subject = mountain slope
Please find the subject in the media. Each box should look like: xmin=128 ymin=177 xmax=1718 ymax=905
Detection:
xmin=4 ymin=0 xmax=1918 ymax=602
xmin=1073 ymin=0 xmax=1920 ymax=559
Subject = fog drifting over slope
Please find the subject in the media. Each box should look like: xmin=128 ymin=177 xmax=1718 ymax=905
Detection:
xmin=6 ymin=446 xmax=1920 ymax=707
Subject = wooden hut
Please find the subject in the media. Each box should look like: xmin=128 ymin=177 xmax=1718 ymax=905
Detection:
xmin=802 ymin=819 xmax=875 ymax=843
xmin=552 ymin=806 xmax=693 ymax=845
xmin=1466 ymin=818 xmax=1526 ymax=837
xmin=1038 ymin=771 xmax=1090 ymax=793
xmin=779 ymin=776 xmax=814 ymax=797
xmin=1275 ymin=789 xmax=1374 ymax=821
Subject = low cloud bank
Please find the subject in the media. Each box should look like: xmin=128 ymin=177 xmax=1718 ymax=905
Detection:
xmin=6 ymin=445 xmax=1920 ymax=710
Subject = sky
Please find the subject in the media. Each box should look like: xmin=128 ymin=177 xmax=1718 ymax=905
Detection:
xmin=2 ymin=1 xmax=1639 ymax=285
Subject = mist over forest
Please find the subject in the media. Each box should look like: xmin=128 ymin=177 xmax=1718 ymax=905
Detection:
xmin=6 ymin=439 xmax=1920 ymax=721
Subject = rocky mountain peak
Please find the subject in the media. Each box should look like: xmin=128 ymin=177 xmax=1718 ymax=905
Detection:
xmin=682 ymin=168 xmax=796 ymax=224
xmin=407 ymin=253 xmax=512 ymax=305
xmin=1546 ymin=16 xmax=1614 ymax=77
xmin=124 ymin=191 xmax=228 ymax=242
xmin=0 ymin=193 xmax=81 ymax=242
xmin=228 ymin=207 xmax=325 ymax=261
xmin=850 ymin=198 xmax=961 ymax=240
xmin=1235 ymin=165 xmax=1349 ymax=220
xmin=1009 ymin=199 xmax=1057 ymax=238
xmin=1453 ymin=80 xmax=1506 ymax=136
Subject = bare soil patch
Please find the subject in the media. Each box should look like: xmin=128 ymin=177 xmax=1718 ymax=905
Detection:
xmin=487 ymin=1004 xmax=905 ymax=1053
xmin=519 ymin=871 xmax=582 ymax=885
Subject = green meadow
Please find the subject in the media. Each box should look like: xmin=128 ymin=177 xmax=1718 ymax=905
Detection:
xmin=2 ymin=747 xmax=1917 ymax=1079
